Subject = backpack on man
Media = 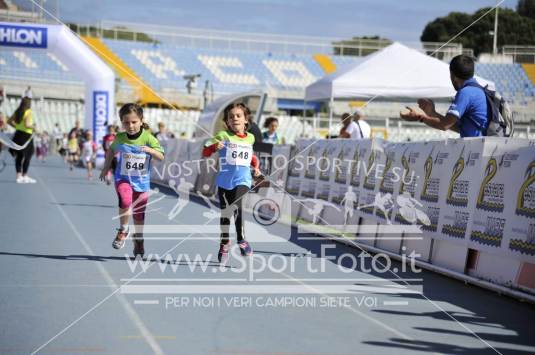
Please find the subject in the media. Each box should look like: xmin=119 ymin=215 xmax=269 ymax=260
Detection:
xmin=464 ymin=82 xmax=515 ymax=137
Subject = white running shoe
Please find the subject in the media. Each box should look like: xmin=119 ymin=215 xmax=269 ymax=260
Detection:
xmin=23 ymin=176 xmax=37 ymax=184
xmin=16 ymin=176 xmax=25 ymax=184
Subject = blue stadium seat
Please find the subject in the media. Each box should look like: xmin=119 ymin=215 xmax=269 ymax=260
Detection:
xmin=102 ymin=39 xmax=347 ymax=95
xmin=476 ymin=63 xmax=535 ymax=105
xmin=0 ymin=48 xmax=81 ymax=83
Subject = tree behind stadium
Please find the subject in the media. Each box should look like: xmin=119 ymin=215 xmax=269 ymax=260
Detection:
xmin=421 ymin=2 xmax=535 ymax=56
xmin=518 ymin=0 xmax=535 ymax=20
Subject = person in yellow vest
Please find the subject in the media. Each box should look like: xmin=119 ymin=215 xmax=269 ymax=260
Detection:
xmin=7 ymin=97 xmax=36 ymax=184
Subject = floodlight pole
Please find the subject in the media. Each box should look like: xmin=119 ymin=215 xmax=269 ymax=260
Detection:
xmin=493 ymin=2 xmax=499 ymax=55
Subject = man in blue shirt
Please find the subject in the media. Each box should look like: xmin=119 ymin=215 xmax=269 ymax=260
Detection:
xmin=401 ymin=55 xmax=488 ymax=138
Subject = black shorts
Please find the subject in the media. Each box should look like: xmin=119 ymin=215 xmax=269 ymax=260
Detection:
xmin=9 ymin=130 xmax=33 ymax=156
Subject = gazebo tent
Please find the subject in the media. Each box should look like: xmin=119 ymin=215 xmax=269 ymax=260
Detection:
xmin=304 ymin=42 xmax=494 ymax=133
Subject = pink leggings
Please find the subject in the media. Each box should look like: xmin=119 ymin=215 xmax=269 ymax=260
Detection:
xmin=115 ymin=181 xmax=149 ymax=221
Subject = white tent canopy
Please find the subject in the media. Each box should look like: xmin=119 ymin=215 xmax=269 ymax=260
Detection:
xmin=305 ymin=42 xmax=494 ymax=101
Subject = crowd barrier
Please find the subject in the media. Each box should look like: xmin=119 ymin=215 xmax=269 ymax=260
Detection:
xmin=151 ymin=136 xmax=535 ymax=300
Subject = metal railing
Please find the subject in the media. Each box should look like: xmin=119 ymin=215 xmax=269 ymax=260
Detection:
xmin=0 ymin=9 xmax=43 ymax=22
xmin=503 ymin=46 xmax=535 ymax=64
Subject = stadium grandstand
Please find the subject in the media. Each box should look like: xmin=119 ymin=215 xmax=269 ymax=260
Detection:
xmin=1 ymin=2 xmax=535 ymax=142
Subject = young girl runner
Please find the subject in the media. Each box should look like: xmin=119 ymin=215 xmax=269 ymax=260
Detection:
xmin=67 ymin=131 xmax=79 ymax=171
xmin=59 ymin=133 xmax=68 ymax=163
xmin=35 ymin=134 xmax=43 ymax=162
xmin=81 ymin=131 xmax=97 ymax=179
xmin=203 ymin=102 xmax=261 ymax=264
xmin=39 ymin=131 xmax=50 ymax=162
xmin=99 ymin=103 xmax=164 ymax=258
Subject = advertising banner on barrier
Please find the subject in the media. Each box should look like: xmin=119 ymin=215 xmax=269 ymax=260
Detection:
xmin=479 ymin=144 xmax=535 ymax=263
xmin=316 ymin=140 xmax=340 ymax=201
xmin=469 ymin=139 xmax=533 ymax=257
xmin=296 ymin=140 xmax=329 ymax=223
xmin=330 ymin=140 xmax=358 ymax=206
xmin=313 ymin=140 xmax=347 ymax=231
xmin=286 ymin=176 xmax=301 ymax=197
xmin=286 ymin=140 xmax=312 ymax=196
xmin=174 ymin=139 xmax=193 ymax=184
xmin=300 ymin=140 xmax=324 ymax=198
xmin=152 ymin=139 xmax=196 ymax=191
xmin=356 ymin=138 xmax=386 ymax=219
xmin=369 ymin=141 xmax=422 ymax=226
xmin=153 ymin=139 xmax=178 ymax=185
xmin=186 ymin=140 xmax=202 ymax=187
xmin=411 ymin=140 xmax=448 ymax=237
xmin=288 ymin=139 xmax=311 ymax=179
xmin=152 ymin=139 xmax=175 ymax=185
xmin=303 ymin=140 xmax=321 ymax=180
xmin=271 ymin=145 xmax=292 ymax=189
xmin=435 ymin=138 xmax=485 ymax=244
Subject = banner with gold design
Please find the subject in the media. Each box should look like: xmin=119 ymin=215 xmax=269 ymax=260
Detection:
xmin=356 ymin=138 xmax=386 ymax=218
xmin=329 ymin=139 xmax=358 ymax=206
xmin=435 ymin=138 xmax=485 ymax=243
xmin=501 ymin=144 xmax=535 ymax=262
xmin=469 ymin=138 xmax=533 ymax=256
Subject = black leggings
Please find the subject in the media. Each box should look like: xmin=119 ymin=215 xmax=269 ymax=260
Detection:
xmin=10 ymin=131 xmax=34 ymax=175
xmin=218 ymin=185 xmax=249 ymax=244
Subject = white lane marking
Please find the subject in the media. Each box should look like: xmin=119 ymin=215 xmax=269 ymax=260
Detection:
xmin=134 ymin=300 xmax=160 ymax=305
xmin=31 ymin=176 xmax=164 ymax=355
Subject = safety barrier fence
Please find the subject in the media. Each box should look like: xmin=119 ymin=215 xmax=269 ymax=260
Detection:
xmin=151 ymin=137 xmax=535 ymax=302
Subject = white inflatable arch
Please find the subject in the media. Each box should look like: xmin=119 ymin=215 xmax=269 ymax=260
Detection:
xmin=0 ymin=22 xmax=115 ymax=149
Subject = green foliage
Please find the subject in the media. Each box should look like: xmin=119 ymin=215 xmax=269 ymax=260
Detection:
xmin=421 ymin=7 xmax=535 ymax=56
xmin=518 ymin=0 xmax=535 ymax=20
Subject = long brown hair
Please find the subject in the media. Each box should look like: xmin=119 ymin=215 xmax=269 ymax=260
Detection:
xmin=222 ymin=102 xmax=251 ymax=132
xmin=14 ymin=97 xmax=31 ymax=124
xmin=118 ymin=103 xmax=150 ymax=130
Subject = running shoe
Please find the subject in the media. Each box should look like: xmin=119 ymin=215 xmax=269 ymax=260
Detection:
xmin=218 ymin=242 xmax=231 ymax=264
xmin=23 ymin=176 xmax=36 ymax=184
xmin=112 ymin=228 xmax=129 ymax=249
xmin=16 ymin=176 xmax=24 ymax=184
xmin=133 ymin=236 xmax=144 ymax=258
xmin=238 ymin=240 xmax=253 ymax=256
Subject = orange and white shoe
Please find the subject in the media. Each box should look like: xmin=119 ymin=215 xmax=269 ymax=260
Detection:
xmin=112 ymin=228 xmax=129 ymax=249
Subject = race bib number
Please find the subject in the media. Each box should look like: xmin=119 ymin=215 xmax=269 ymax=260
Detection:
xmin=225 ymin=142 xmax=253 ymax=166
xmin=120 ymin=152 xmax=148 ymax=176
